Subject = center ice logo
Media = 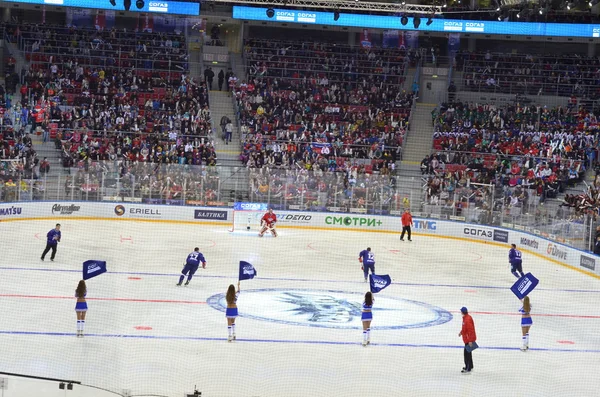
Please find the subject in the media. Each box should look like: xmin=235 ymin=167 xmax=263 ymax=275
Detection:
xmin=207 ymin=289 xmax=452 ymax=330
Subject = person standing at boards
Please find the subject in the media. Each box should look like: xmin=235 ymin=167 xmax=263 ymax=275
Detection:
xmin=226 ymin=282 xmax=240 ymax=342
xmin=362 ymin=291 xmax=374 ymax=346
xmin=520 ymin=296 xmax=532 ymax=351
xmin=75 ymin=280 xmax=87 ymax=338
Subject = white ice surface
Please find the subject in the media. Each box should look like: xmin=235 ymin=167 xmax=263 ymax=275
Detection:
xmin=0 ymin=220 xmax=599 ymax=397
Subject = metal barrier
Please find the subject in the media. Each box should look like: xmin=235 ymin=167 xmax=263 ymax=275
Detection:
xmin=1 ymin=159 xmax=595 ymax=251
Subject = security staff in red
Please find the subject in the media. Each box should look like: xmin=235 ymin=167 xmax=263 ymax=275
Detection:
xmin=458 ymin=307 xmax=477 ymax=374
xmin=400 ymin=209 xmax=413 ymax=241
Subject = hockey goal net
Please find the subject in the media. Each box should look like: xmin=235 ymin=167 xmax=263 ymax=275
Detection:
xmin=229 ymin=203 xmax=270 ymax=232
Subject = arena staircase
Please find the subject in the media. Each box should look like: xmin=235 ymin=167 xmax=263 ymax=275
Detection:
xmin=401 ymin=103 xmax=436 ymax=165
xmin=31 ymin=134 xmax=64 ymax=200
xmin=208 ymin=90 xmax=249 ymax=201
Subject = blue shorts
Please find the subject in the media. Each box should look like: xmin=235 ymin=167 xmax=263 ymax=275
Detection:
xmin=521 ymin=316 xmax=532 ymax=326
xmin=226 ymin=307 xmax=238 ymax=318
xmin=75 ymin=302 xmax=88 ymax=312
xmin=181 ymin=263 xmax=199 ymax=276
xmin=361 ymin=311 xmax=373 ymax=321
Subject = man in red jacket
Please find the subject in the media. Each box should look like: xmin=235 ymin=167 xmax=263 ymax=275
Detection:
xmin=458 ymin=307 xmax=477 ymax=374
xmin=400 ymin=209 xmax=413 ymax=241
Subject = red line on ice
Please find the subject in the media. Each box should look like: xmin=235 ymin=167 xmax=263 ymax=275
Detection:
xmin=0 ymin=294 xmax=206 ymax=305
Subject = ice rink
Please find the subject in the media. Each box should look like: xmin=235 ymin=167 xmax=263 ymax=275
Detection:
xmin=1 ymin=219 xmax=599 ymax=397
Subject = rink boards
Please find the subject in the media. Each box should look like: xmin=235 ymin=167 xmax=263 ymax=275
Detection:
xmin=0 ymin=201 xmax=597 ymax=277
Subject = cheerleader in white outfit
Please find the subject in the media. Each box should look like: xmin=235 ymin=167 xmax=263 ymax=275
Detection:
xmin=226 ymin=282 xmax=240 ymax=342
xmin=520 ymin=296 xmax=532 ymax=351
xmin=362 ymin=291 xmax=373 ymax=346
xmin=75 ymin=280 xmax=87 ymax=338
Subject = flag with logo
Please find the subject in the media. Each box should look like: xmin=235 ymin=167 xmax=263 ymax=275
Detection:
xmin=369 ymin=274 xmax=391 ymax=293
xmin=239 ymin=261 xmax=257 ymax=281
xmin=310 ymin=142 xmax=332 ymax=155
xmin=83 ymin=260 xmax=107 ymax=280
xmin=510 ymin=272 xmax=539 ymax=299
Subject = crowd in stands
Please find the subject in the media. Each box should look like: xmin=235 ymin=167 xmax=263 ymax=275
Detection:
xmin=420 ymin=101 xmax=595 ymax=213
xmin=457 ymin=51 xmax=600 ymax=98
xmin=2 ymin=23 xmax=219 ymax=177
xmin=235 ymin=39 xmax=414 ymax=172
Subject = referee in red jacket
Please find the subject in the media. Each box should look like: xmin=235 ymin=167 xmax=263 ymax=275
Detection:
xmin=400 ymin=209 xmax=413 ymax=241
xmin=458 ymin=307 xmax=477 ymax=374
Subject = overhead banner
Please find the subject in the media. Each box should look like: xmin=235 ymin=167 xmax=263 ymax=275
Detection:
xmin=448 ymin=33 xmax=461 ymax=56
xmin=6 ymin=0 xmax=200 ymax=16
xmin=232 ymin=6 xmax=600 ymax=38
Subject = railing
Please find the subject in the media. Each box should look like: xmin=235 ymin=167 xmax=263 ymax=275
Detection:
xmin=1 ymin=160 xmax=595 ymax=252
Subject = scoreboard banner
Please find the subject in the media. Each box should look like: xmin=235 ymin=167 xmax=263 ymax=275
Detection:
xmin=5 ymin=0 xmax=200 ymax=16
xmin=233 ymin=6 xmax=600 ymax=38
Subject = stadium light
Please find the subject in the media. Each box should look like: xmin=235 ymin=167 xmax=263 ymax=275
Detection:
xmin=426 ymin=15 xmax=433 ymax=25
xmin=109 ymin=0 xmax=116 ymax=6
xmin=333 ymin=9 xmax=340 ymax=20
xmin=400 ymin=14 xmax=408 ymax=25
xmin=124 ymin=0 xmax=131 ymax=10
xmin=413 ymin=15 xmax=421 ymax=28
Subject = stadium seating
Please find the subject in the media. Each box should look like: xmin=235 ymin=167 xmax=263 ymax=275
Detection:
xmin=234 ymin=38 xmax=415 ymax=170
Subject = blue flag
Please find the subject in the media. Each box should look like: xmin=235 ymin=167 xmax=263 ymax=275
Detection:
xmin=369 ymin=274 xmax=391 ymax=293
xmin=510 ymin=272 xmax=539 ymax=299
xmin=83 ymin=260 xmax=107 ymax=280
xmin=239 ymin=261 xmax=257 ymax=281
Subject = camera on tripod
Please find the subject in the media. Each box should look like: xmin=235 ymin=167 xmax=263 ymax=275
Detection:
xmin=186 ymin=386 xmax=201 ymax=397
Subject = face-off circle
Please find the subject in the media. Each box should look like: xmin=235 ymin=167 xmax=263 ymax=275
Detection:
xmin=207 ymin=288 xmax=453 ymax=330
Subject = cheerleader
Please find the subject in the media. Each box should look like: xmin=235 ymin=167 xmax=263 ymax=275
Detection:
xmin=362 ymin=291 xmax=373 ymax=346
xmin=75 ymin=280 xmax=87 ymax=338
xmin=226 ymin=282 xmax=240 ymax=342
xmin=520 ymin=296 xmax=532 ymax=351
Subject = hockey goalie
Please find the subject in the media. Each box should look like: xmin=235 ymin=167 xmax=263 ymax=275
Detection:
xmin=258 ymin=208 xmax=278 ymax=237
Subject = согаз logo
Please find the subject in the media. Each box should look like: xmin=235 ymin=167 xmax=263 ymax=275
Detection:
xmin=463 ymin=227 xmax=492 ymax=238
